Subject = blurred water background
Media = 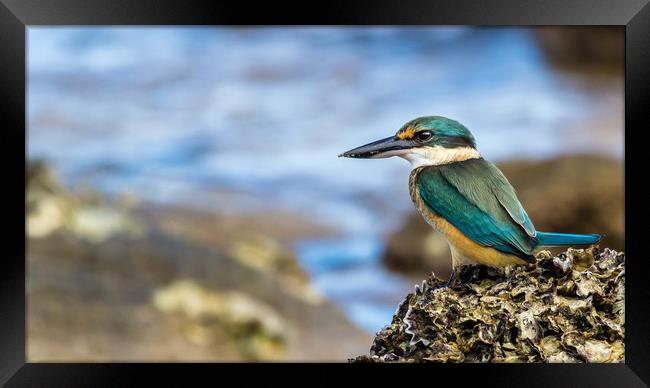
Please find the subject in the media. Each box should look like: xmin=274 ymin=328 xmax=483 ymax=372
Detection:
xmin=27 ymin=27 xmax=623 ymax=360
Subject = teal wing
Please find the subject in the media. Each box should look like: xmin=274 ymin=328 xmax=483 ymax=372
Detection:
xmin=416 ymin=159 xmax=537 ymax=259
xmin=439 ymin=158 xmax=536 ymax=237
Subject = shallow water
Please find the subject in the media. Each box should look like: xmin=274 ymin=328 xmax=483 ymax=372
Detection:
xmin=28 ymin=27 xmax=623 ymax=333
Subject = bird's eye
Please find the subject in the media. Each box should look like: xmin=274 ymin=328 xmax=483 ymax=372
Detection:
xmin=416 ymin=131 xmax=433 ymax=142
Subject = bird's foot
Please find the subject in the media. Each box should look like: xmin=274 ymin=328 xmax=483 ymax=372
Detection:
xmin=445 ymin=267 xmax=461 ymax=288
xmin=445 ymin=265 xmax=495 ymax=288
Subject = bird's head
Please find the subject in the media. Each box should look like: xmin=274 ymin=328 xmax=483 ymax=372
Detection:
xmin=339 ymin=116 xmax=480 ymax=168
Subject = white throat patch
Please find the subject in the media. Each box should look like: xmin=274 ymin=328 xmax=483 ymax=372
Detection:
xmin=399 ymin=146 xmax=481 ymax=168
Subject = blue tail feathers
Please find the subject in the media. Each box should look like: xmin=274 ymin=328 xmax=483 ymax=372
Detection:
xmin=536 ymin=232 xmax=602 ymax=247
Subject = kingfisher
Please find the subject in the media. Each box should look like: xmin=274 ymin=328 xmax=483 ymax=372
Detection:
xmin=339 ymin=116 xmax=601 ymax=279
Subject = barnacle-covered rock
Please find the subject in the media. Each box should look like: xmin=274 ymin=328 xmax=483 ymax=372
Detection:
xmin=353 ymin=247 xmax=624 ymax=363
xmin=228 ymin=233 xmax=324 ymax=304
xmin=153 ymin=280 xmax=288 ymax=360
xmin=27 ymin=160 xmax=145 ymax=241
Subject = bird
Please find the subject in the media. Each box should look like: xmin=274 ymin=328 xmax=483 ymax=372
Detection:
xmin=339 ymin=116 xmax=601 ymax=282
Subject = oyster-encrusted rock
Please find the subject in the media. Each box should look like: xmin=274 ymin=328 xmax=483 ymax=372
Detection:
xmin=352 ymin=247 xmax=624 ymax=363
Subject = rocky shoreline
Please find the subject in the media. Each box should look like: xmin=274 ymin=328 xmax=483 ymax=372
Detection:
xmin=27 ymin=161 xmax=371 ymax=361
xmin=27 ymin=157 xmax=624 ymax=362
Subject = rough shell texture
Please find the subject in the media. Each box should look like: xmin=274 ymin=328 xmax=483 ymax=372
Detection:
xmin=353 ymin=247 xmax=624 ymax=363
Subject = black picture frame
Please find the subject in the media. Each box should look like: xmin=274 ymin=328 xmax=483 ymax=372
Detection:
xmin=1 ymin=0 xmax=648 ymax=386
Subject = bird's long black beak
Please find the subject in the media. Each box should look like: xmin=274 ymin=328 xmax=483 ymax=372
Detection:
xmin=338 ymin=136 xmax=413 ymax=159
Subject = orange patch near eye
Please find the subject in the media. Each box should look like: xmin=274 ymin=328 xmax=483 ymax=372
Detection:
xmin=397 ymin=126 xmax=416 ymax=140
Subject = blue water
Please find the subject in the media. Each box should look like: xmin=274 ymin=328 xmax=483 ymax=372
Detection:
xmin=27 ymin=27 xmax=623 ymax=333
